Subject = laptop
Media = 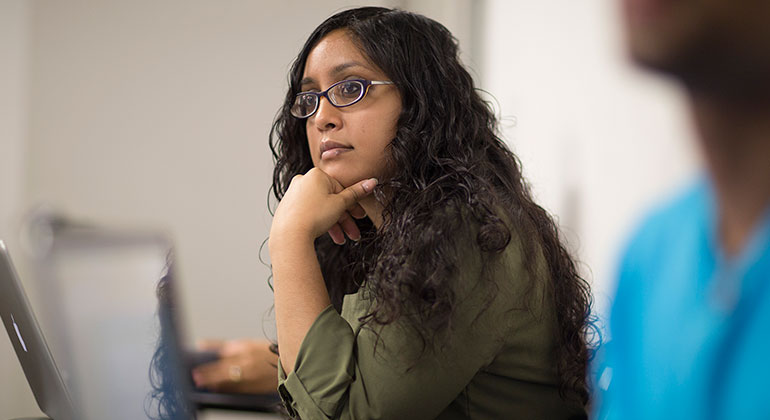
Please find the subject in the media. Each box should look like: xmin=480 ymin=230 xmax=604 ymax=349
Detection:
xmin=1 ymin=218 xmax=197 ymax=420
xmin=0 ymin=240 xmax=77 ymax=420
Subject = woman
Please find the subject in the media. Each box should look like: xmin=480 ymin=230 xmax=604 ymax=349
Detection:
xmin=269 ymin=7 xmax=594 ymax=419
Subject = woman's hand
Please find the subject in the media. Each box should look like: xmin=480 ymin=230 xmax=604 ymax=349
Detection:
xmin=269 ymin=168 xmax=376 ymax=373
xmin=191 ymin=339 xmax=279 ymax=394
xmin=270 ymin=168 xmax=377 ymax=245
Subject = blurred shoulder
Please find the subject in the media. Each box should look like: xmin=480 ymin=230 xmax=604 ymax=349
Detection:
xmin=619 ymin=180 xmax=710 ymax=278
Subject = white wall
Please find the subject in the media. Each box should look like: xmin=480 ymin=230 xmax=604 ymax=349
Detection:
xmin=21 ymin=0 xmax=423 ymax=337
xmin=0 ymin=1 xmax=40 ymax=418
xmin=0 ymin=1 xmax=466 ymax=419
xmin=479 ymin=0 xmax=700 ymax=321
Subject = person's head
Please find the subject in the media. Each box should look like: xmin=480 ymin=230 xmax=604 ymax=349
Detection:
xmin=294 ymin=28 xmax=401 ymax=188
xmin=270 ymin=7 xmax=594 ymax=403
xmin=623 ymin=0 xmax=770 ymax=95
xmin=271 ymin=7 xmax=495 ymax=196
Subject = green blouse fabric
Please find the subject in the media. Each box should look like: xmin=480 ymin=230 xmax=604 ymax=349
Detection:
xmin=277 ymin=224 xmax=587 ymax=419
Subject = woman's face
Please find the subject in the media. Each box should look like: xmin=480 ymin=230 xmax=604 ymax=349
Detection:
xmin=300 ymin=29 xmax=401 ymax=188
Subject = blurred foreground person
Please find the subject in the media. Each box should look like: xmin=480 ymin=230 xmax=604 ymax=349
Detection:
xmin=600 ymin=0 xmax=770 ymax=419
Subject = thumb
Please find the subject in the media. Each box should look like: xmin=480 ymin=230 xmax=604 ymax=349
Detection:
xmin=339 ymin=178 xmax=378 ymax=207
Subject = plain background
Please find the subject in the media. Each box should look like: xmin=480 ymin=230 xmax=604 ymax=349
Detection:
xmin=0 ymin=1 xmax=697 ymax=419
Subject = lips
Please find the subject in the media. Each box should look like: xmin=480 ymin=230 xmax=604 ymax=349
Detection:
xmin=320 ymin=140 xmax=353 ymax=160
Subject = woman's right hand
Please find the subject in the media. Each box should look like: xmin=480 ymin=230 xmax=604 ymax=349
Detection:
xmin=270 ymin=168 xmax=377 ymax=246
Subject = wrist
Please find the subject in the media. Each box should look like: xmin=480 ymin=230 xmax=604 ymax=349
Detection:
xmin=268 ymin=223 xmax=315 ymax=253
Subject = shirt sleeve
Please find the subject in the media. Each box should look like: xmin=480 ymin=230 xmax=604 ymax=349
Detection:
xmin=276 ymin=227 xmax=532 ymax=419
xmin=277 ymin=305 xmax=357 ymax=418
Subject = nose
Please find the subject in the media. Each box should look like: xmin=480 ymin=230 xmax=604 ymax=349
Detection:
xmin=312 ymin=95 xmax=342 ymax=131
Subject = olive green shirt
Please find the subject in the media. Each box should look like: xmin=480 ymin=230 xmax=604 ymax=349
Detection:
xmin=277 ymin=226 xmax=586 ymax=419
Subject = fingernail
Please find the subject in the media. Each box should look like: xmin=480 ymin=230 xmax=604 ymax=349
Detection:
xmin=362 ymin=178 xmax=378 ymax=192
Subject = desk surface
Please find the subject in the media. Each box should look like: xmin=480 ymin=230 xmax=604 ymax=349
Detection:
xmin=8 ymin=417 xmax=52 ymax=420
xmin=6 ymin=410 xmax=280 ymax=420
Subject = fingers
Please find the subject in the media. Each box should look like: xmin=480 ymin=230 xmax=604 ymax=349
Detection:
xmin=302 ymin=167 xmax=376 ymax=205
xmin=327 ymin=219 xmax=359 ymax=245
xmin=349 ymin=203 xmax=367 ymax=219
xmin=191 ymin=341 xmax=280 ymax=394
xmin=191 ymin=361 xmax=230 ymax=391
xmin=286 ymin=169 xmax=376 ymax=241
xmin=327 ymin=178 xmax=376 ymax=245
xmin=328 ymin=224 xmax=346 ymax=245
xmin=339 ymin=178 xmax=378 ymax=208
xmin=339 ymin=213 xmax=361 ymax=241
xmin=327 ymin=211 xmax=363 ymax=245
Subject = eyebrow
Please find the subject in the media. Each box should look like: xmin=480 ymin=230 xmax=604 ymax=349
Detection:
xmin=300 ymin=61 xmax=368 ymax=87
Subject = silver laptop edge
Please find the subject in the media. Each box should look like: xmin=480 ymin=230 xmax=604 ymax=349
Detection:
xmin=0 ymin=240 xmax=77 ymax=420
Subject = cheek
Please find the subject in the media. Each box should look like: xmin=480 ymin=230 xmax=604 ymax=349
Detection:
xmin=359 ymin=119 xmax=394 ymax=152
xmin=377 ymin=113 xmax=400 ymax=155
xmin=306 ymin=124 xmax=321 ymax=166
xmin=358 ymin=120 xmax=397 ymax=170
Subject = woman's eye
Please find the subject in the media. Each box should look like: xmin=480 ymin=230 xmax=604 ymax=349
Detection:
xmin=339 ymin=81 xmax=362 ymax=98
xmin=296 ymin=94 xmax=315 ymax=108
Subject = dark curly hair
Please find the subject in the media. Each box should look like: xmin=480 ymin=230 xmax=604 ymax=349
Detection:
xmin=148 ymin=264 xmax=195 ymax=420
xmin=269 ymin=7 xmax=596 ymax=403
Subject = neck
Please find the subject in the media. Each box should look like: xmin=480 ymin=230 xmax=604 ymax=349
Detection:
xmin=359 ymin=195 xmax=384 ymax=229
xmin=689 ymin=89 xmax=770 ymax=257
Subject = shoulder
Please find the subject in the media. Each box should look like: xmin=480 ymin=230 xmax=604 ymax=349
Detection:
xmin=618 ymin=180 xmax=710 ymax=282
xmin=624 ymin=181 xmax=709 ymax=254
xmin=611 ymin=179 xmax=711 ymax=335
xmin=434 ymin=204 xmax=530 ymax=286
xmin=446 ymin=204 xmax=546 ymax=325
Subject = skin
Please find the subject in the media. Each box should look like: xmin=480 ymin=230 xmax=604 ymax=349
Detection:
xmin=191 ymin=339 xmax=279 ymax=394
xmin=623 ymin=0 xmax=770 ymax=256
xmin=302 ymin=29 xmax=401 ymax=232
xmin=623 ymin=0 xmax=770 ymax=84
xmin=270 ymin=30 xmax=401 ymax=373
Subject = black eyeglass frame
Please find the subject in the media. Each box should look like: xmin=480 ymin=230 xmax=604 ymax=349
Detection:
xmin=290 ymin=79 xmax=394 ymax=119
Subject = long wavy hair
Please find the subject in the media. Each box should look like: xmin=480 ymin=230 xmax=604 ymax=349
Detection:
xmin=148 ymin=264 xmax=195 ymax=420
xmin=269 ymin=7 xmax=595 ymax=402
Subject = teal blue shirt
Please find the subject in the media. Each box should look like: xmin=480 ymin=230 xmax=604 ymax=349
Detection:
xmin=599 ymin=178 xmax=770 ymax=419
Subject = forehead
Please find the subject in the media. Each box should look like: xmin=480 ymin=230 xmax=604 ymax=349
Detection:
xmin=302 ymin=29 xmax=378 ymax=80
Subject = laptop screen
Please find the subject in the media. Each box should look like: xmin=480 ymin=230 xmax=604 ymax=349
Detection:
xmin=37 ymin=229 xmax=195 ymax=420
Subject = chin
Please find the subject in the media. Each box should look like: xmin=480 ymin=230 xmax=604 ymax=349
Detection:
xmin=627 ymin=34 xmax=671 ymax=71
xmin=624 ymin=0 xmax=715 ymax=77
xmin=319 ymin=167 xmax=358 ymax=189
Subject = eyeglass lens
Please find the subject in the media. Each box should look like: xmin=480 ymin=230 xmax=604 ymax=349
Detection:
xmin=291 ymin=80 xmax=366 ymax=118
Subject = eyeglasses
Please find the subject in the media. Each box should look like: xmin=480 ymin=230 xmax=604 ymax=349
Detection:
xmin=290 ymin=79 xmax=394 ymax=119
